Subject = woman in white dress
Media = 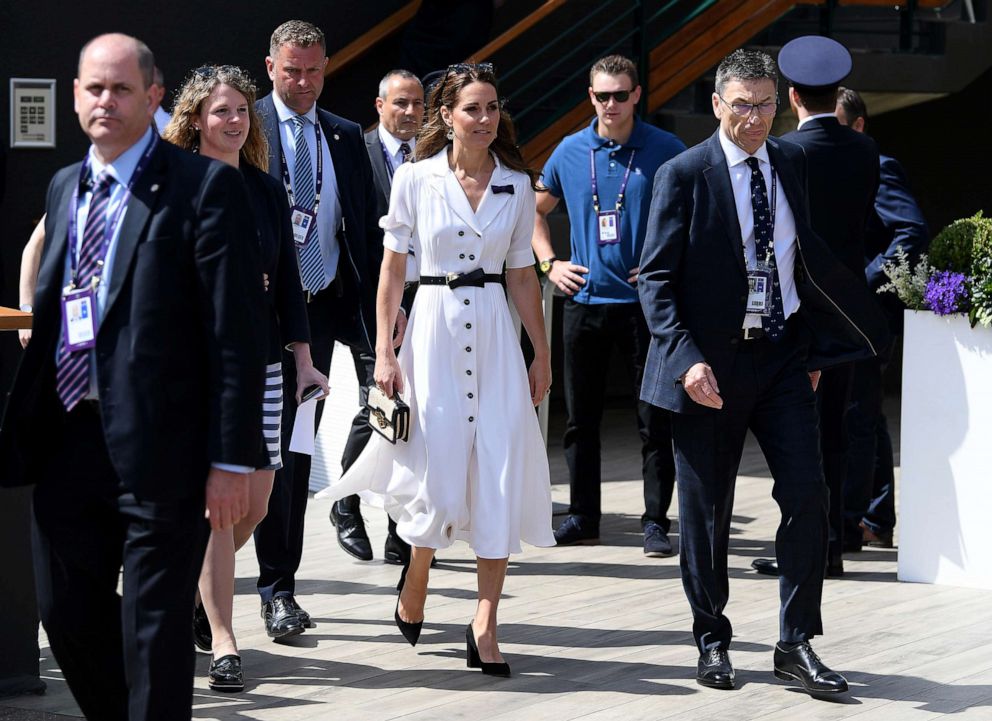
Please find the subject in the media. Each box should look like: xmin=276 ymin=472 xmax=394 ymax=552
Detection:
xmin=327 ymin=64 xmax=554 ymax=676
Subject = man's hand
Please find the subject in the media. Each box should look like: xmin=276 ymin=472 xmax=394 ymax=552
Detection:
xmin=627 ymin=266 xmax=639 ymax=285
xmin=18 ymin=329 xmax=31 ymax=349
xmin=205 ymin=468 xmax=249 ymax=531
xmin=393 ymin=310 xmax=408 ymax=349
xmin=682 ymin=362 xmax=724 ymax=409
xmin=808 ymin=370 xmax=821 ymax=392
xmin=547 ymin=260 xmax=589 ymax=296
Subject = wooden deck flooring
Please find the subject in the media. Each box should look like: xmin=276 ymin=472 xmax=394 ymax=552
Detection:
xmin=4 ymin=403 xmax=992 ymax=720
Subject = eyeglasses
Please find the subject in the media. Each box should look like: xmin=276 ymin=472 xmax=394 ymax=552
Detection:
xmin=592 ymin=90 xmax=632 ymax=104
xmin=718 ymin=95 xmax=778 ymax=117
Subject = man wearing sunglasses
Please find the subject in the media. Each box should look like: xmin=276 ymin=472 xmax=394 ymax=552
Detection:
xmin=638 ymin=48 xmax=888 ymax=695
xmin=534 ymin=55 xmax=685 ymax=557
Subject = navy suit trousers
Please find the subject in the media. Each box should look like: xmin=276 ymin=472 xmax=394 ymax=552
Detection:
xmin=671 ymin=328 xmax=827 ymax=651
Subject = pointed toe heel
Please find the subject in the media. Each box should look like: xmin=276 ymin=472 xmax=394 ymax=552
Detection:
xmin=465 ymin=623 xmax=511 ymax=677
xmin=394 ymin=599 xmax=422 ymax=646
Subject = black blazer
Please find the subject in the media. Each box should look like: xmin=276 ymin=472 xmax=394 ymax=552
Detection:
xmin=638 ymin=131 xmax=891 ymax=415
xmin=781 ymin=117 xmax=880 ymax=277
xmin=0 ymin=139 xmax=267 ymax=499
xmin=364 ymin=126 xmax=392 ymax=222
xmin=242 ymin=163 xmax=310 ymax=361
xmin=256 ymin=94 xmax=382 ymax=350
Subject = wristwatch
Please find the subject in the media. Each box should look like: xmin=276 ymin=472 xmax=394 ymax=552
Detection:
xmin=19 ymin=304 xmax=33 ymax=313
xmin=539 ymin=256 xmax=557 ymax=274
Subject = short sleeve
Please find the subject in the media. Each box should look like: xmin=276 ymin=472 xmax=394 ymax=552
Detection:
xmin=540 ymin=147 xmax=563 ymax=198
xmin=506 ymin=180 xmax=537 ymax=269
xmin=380 ymin=161 xmax=416 ymax=254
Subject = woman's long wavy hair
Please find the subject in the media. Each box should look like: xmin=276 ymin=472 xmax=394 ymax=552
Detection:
xmin=163 ymin=64 xmax=268 ymax=170
xmin=416 ymin=64 xmax=538 ymax=189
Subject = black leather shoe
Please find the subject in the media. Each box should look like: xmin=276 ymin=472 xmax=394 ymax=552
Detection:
xmin=193 ymin=601 xmax=212 ymax=652
xmin=774 ymin=641 xmax=848 ymax=695
xmin=330 ymin=499 xmax=373 ymax=561
xmin=696 ymin=647 xmax=735 ymax=689
xmin=384 ymin=528 xmax=411 ymax=566
xmin=826 ymin=553 xmax=845 ymax=578
xmin=394 ymin=595 xmax=423 ymax=647
xmin=262 ymin=597 xmax=306 ymax=641
xmin=554 ymin=515 xmax=600 ymax=546
xmin=282 ymin=594 xmax=315 ymax=629
xmin=751 ymin=558 xmax=779 ymax=576
xmin=208 ymin=654 xmax=244 ymax=692
xmin=466 ymin=623 xmax=510 ymax=677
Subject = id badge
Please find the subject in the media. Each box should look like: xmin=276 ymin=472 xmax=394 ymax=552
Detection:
xmin=596 ymin=210 xmax=620 ymax=246
xmin=746 ymin=264 xmax=773 ymax=316
xmin=61 ymin=286 xmax=98 ymax=351
xmin=291 ymin=206 xmax=317 ymax=246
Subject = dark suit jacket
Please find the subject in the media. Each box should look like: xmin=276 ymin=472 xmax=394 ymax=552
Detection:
xmin=781 ymin=117 xmax=880 ymax=278
xmin=638 ymin=131 xmax=891 ymax=415
xmin=0 ymin=139 xmax=267 ymax=500
xmin=256 ymin=94 xmax=381 ymax=350
xmin=242 ymin=163 xmax=310 ymax=361
xmin=364 ymin=127 xmax=392 ymax=222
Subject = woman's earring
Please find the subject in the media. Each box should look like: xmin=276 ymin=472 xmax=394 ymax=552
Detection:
xmin=446 ymin=128 xmax=455 ymax=141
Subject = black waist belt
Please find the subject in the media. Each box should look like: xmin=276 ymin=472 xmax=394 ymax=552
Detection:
xmin=420 ymin=269 xmax=503 ymax=289
xmin=739 ymin=327 xmax=766 ymax=341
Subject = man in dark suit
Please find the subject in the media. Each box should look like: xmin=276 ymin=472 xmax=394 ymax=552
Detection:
xmin=638 ymin=49 xmax=888 ymax=695
xmin=356 ymin=68 xmax=424 ymax=564
xmin=252 ymin=20 xmax=397 ymax=639
xmin=0 ymin=34 xmax=265 ymax=720
xmin=750 ymin=37 xmax=880 ymax=578
xmin=836 ymin=86 xmax=929 ymax=549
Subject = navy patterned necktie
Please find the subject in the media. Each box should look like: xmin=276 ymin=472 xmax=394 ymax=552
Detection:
xmin=399 ymin=142 xmax=412 ymax=163
xmin=56 ymin=171 xmax=113 ymax=410
xmin=745 ymin=157 xmax=785 ymax=341
xmin=292 ymin=115 xmax=327 ymax=293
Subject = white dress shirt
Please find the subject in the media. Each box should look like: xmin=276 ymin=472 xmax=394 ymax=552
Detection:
xmin=797 ymin=111 xmax=837 ymax=130
xmin=717 ymin=129 xmax=801 ymax=329
xmin=272 ymin=92 xmax=342 ymax=283
xmin=377 ymin=124 xmax=416 ymax=175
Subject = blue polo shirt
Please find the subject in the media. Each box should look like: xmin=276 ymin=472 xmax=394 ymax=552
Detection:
xmin=541 ymin=118 xmax=685 ymax=304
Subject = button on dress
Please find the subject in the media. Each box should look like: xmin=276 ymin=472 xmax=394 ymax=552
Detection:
xmin=326 ymin=149 xmax=555 ymax=558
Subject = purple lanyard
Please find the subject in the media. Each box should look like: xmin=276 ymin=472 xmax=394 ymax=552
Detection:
xmin=590 ymin=147 xmax=636 ymax=214
xmin=379 ymin=137 xmax=396 ymax=180
xmin=67 ymin=132 xmax=159 ymax=287
xmin=278 ymin=118 xmax=323 ymax=212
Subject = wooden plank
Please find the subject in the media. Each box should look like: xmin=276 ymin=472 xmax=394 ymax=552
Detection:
xmin=325 ymin=1 xmax=422 ymax=79
xmin=0 ymin=306 xmax=32 ymax=331
xmin=468 ymin=0 xmax=568 ymax=64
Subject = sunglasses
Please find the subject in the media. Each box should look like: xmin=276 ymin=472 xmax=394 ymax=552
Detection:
xmin=192 ymin=64 xmax=238 ymax=79
xmin=435 ymin=62 xmax=496 ymax=99
xmin=593 ymin=90 xmax=632 ymax=104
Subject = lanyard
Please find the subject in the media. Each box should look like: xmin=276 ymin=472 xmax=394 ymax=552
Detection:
xmin=379 ymin=137 xmax=395 ymax=180
xmin=590 ymin=147 xmax=636 ymax=214
xmin=67 ymin=132 xmax=159 ymax=288
xmin=279 ymin=118 xmax=323 ymax=213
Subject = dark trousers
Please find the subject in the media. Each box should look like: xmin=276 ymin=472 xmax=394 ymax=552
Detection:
xmin=671 ymin=332 xmax=827 ymax=651
xmin=32 ymin=404 xmax=208 ymax=721
xmin=253 ymin=287 xmax=375 ymax=603
xmin=844 ymin=352 xmax=897 ymax=537
xmin=561 ymin=299 xmax=676 ymax=529
xmin=816 ymin=362 xmax=855 ymax=555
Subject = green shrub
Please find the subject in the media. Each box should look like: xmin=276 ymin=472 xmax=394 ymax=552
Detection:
xmin=929 ymin=211 xmax=992 ymax=273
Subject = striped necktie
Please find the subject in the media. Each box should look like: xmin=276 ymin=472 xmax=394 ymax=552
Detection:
xmin=56 ymin=171 xmax=113 ymax=410
xmin=292 ymin=115 xmax=327 ymax=292
xmin=745 ymin=157 xmax=785 ymax=341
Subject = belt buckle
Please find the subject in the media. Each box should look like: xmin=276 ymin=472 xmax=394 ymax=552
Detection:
xmin=743 ymin=327 xmax=760 ymax=340
xmin=445 ymin=272 xmax=462 ymax=287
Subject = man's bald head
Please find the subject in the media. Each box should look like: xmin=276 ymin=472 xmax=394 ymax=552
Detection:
xmin=78 ymin=33 xmax=155 ymax=89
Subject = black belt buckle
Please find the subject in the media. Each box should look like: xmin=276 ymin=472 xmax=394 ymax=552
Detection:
xmin=446 ymin=268 xmax=485 ymax=289
xmin=741 ymin=327 xmax=765 ymax=341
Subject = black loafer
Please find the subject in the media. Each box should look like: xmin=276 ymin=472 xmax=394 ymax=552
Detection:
xmin=262 ymin=596 xmax=306 ymax=640
xmin=193 ymin=601 xmax=212 ymax=652
xmin=751 ymin=558 xmax=779 ymax=576
xmin=330 ymin=498 xmax=373 ymax=561
xmin=774 ymin=641 xmax=848 ymax=695
xmin=696 ymin=647 xmax=735 ymax=689
xmin=208 ymin=654 xmax=244 ymax=692
xmin=554 ymin=515 xmax=600 ymax=546
xmin=384 ymin=527 xmax=438 ymax=568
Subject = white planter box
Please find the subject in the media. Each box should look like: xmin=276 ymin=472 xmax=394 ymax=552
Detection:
xmin=899 ymin=310 xmax=992 ymax=589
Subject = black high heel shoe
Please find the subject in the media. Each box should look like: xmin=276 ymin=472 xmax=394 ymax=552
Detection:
xmin=466 ymin=623 xmax=511 ymax=677
xmin=394 ymin=563 xmax=422 ymax=646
